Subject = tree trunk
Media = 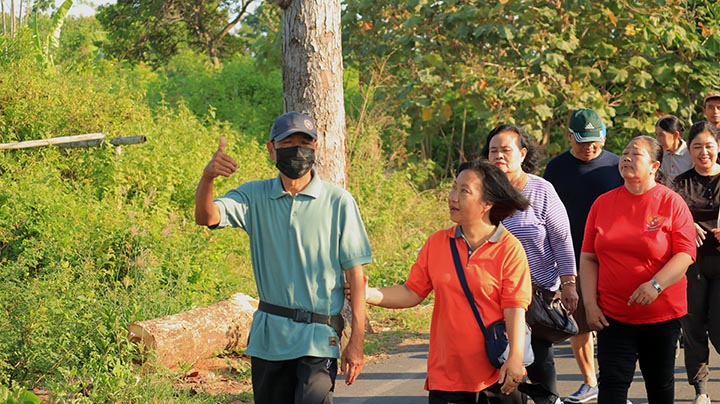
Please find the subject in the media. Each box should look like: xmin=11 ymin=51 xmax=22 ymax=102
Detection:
xmin=280 ymin=0 xmax=347 ymax=188
xmin=128 ymin=293 xmax=257 ymax=368
xmin=10 ymin=0 xmax=15 ymax=37
xmin=1 ymin=0 xmax=6 ymax=36
xmin=278 ymin=0 xmax=372 ymax=345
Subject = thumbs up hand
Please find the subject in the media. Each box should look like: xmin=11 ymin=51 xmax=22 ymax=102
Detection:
xmin=203 ymin=136 xmax=238 ymax=180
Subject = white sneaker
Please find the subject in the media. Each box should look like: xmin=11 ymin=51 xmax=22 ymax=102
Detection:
xmin=693 ymin=394 xmax=711 ymax=404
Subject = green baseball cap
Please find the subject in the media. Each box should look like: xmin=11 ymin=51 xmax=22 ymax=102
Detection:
xmin=569 ymin=108 xmax=606 ymax=143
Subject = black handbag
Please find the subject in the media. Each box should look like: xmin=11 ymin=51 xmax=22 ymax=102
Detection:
xmin=450 ymin=239 xmax=534 ymax=369
xmin=525 ymin=285 xmax=579 ymax=344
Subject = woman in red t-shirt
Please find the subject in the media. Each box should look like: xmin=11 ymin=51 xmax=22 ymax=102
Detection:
xmin=579 ymin=136 xmax=696 ymax=404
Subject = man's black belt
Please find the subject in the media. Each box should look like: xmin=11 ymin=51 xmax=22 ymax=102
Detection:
xmin=258 ymin=301 xmax=344 ymax=336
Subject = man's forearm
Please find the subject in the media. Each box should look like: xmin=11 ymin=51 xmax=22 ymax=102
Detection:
xmin=347 ymin=266 xmax=366 ymax=348
xmin=195 ymin=176 xmax=220 ymax=226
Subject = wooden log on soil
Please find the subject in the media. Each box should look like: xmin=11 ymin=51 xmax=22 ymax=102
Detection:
xmin=128 ymin=293 xmax=258 ymax=368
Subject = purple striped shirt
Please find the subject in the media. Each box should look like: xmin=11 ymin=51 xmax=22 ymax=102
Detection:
xmin=502 ymin=174 xmax=576 ymax=290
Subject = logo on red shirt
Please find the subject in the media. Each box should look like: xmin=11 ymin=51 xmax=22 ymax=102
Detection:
xmin=645 ymin=215 xmax=666 ymax=231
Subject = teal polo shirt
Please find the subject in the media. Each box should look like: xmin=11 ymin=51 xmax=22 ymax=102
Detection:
xmin=213 ymin=171 xmax=372 ymax=360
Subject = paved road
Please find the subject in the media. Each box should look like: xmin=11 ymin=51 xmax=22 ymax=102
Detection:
xmin=335 ymin=335 xmax=720 ymax=403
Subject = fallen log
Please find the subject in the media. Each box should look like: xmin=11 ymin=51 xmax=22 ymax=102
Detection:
xmin=128 ymin=293 xmax=258 ymax=368
xmin=128 ymin=293 xmax=369 ymax=369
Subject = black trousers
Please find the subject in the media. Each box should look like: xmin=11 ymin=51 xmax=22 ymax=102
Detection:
xmin=596 ymin=317 xmax=680 ymax=404
xmin=681 ymin=256 xmax=720 ymax=395
xmin=251 ymin=356 xmax=338 ymax=404
xmin=429 ymin=383 xmax=527 ymax=404
xmin=526 ymin=335 xmax=558 ymax=400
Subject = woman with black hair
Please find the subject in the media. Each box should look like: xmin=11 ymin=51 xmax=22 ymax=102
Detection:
xmin=581 ymin=136 xmax=695 ymax=403
xmin=482 ymin=124 xmax=577 ymax=404
xmin=672 ymin=121 xmax=720 ymax=404
xmin=656 ymin=115 xmax=692 ymax=182
xmin=359 ymin=159 xmax=533 ymax=404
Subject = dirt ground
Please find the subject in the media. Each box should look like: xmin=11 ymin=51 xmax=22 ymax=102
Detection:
xmin=174 ymin=354 xmax=254 ymax=402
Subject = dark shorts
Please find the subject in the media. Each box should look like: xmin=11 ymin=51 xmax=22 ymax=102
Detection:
xmin=251 ymin=356 xmax=338 ymax=404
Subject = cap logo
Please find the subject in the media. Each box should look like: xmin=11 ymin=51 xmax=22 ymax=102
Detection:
xmin=584 ymin=122 xmax=595 ymax=130
xmin=304 ymin=119 xmax=314 ymax=130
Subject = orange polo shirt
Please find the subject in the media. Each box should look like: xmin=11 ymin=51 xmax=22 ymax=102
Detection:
xmin=405 ymin=224 xmax=532 ymax=393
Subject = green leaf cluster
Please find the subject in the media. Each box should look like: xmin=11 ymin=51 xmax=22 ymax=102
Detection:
xmin=343 ymin=0 xmax=720 ymax=179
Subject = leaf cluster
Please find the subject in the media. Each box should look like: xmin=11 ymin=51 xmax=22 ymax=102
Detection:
xmin=343 ymin=0 xmax=720 ymax=179
xmin=95 ymin=0 xmax=258 ymax=67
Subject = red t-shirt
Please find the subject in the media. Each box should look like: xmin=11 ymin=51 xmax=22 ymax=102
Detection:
xmin=582 ymin=184 xmax=696 ymax=324
xmin=405 ymin=225 xmax=531 ymax=392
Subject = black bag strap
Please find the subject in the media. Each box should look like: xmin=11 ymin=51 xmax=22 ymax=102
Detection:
xmin=450 ymin=238 xmax=490 ymax=339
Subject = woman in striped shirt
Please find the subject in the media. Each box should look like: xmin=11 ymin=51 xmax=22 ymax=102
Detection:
xmin=482 ymin=124 xmax=577 ymax=404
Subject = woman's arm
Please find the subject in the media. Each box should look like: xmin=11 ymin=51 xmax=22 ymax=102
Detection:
xmin=366 ymin=284 xmax=424 ymax=308
xmin=627 ymin=252 xmax=693 ymax=306
xmin=544 ymin=189 xmax=579 ymax=313
xmin=579 ymin=252 xmax=609 ymax=331
xmin=499 ymin=307 xmax=526 ymax=395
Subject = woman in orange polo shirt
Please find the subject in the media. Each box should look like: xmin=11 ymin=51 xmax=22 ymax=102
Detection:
xmin=365 ymin=159 xmax=533 ymax=404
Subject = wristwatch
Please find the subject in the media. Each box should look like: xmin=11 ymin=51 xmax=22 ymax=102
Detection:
xmin=650 ymin=278 xmax=663 ymax=294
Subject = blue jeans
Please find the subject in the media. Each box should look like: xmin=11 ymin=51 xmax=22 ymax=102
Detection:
xmin=597 ymin=317 xmax=680 ymax=404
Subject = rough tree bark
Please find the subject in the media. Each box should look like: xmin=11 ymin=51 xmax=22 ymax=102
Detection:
xmin=278 ymin=0 xmax=347 ymax=188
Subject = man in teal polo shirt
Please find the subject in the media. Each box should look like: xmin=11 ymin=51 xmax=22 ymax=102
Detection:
xmin=195 ymin=111 xmax=372 ymax=404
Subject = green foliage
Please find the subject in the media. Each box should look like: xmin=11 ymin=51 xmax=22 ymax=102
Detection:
xmin=55 ymin=16 xmax=107 ymax=71
xmin=95 ymin=0 xmax=193 ymax=67
xmin=146 ymin=51 xmax=284 ymax=142
xmin=0 ymin=50 xmax=271 ymax=401
xmin=31 ymin=0 xmax=73 ymax=68
xmin=95 ymin=0 xmax=257 ymax=66
xmin=0 ymin=384 xmax=41 ymax=404
xmin=343 ymin=0 xmax=720 ymax=179
xmin=238 ymin=2 xmax=282 ymax=70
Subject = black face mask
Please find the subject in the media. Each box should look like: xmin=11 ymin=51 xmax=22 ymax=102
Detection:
xmin=275 ymin=146 xmax=316 ymax=179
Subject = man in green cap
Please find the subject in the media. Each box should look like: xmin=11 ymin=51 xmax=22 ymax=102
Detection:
xmin=544 ymin=108 xmax=623 ymax=404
